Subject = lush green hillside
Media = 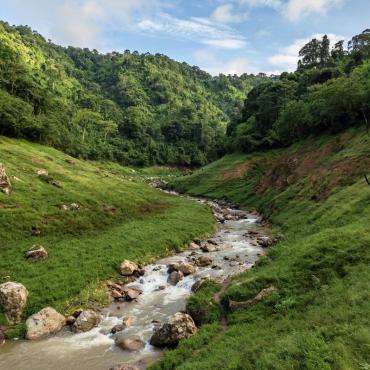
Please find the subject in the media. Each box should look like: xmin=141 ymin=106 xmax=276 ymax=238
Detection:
xmin=227 ymin=30 xmax=370 ymax=153
xmin=153 ymin=127 xmax=370 ymax=369
xmin=0 ymin=136 xmax=215 ymax=337
xmin=0 ymin=21 xmax=266 ymax=166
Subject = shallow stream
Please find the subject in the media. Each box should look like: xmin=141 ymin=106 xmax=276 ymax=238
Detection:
xmin=0 ymin=193 xmax=269 ymax=370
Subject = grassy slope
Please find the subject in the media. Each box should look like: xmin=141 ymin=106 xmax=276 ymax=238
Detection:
xmin=0 ymin=137 xmax=214 ymax=336
xmin=151 ymin=127 xmax=370 ymax=370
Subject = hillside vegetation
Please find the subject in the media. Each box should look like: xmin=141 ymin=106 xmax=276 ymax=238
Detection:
xmin=156 ymin=127 xmax=370 ymax=369
xmin=0 ymin=21 xmax=266 ymax=166
xmin=0 ymin=136 xmax=214 ymax=337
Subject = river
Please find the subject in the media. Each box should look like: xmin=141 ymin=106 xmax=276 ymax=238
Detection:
xmin=0 ymin=193 xmax=269 ymax=370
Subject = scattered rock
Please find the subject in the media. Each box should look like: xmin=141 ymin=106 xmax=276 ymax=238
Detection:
xmin=257 ymin=237 xmax=277 ymax=248
xmin=25 ymin=245 xmax=48 ymax=261
xmin=122 ymin=316 xmax=134 ymax=327
xmin=109 ymin=364 xmax=139 ymax=370
xmin=25 ymin=307 xmax=66 ymax=340
xmin=65 ymin=159 xmax=75 ymax=165
xmin=167 ymin=262 xmax=195 ymax=276
xmin=150 ymin=312 xmax=197 ymax=348
xmin=196 ymin=256 xmax=212 ymax=267
xmin=229 ymin=286 xmax=276 ymax=312
xmin=188 ymin=242 xmax=200 ymax=250
xmin=37 ymin=169 xmax=49 ymax=178
xmin=69 ymin=203 xmax=81 ymax=210
xmin=0 ymin=282 xmax=28 ymax=323
xmin=72 ymin=308 xmax=83 ymax=318
xmin=156 ymin=285 xmax=166 ymax=291
xmin=201 ymin=243 xmax=217 ymax=253
xmin=72 ymin=310 xmax=100 ymax=333
xmin=0 ymin=164 xmax=12 ymax=195
xmin=119 ymin=260 xmax=139 ymax=276
xmin=59 ymin=204 xmax=69 ymax=211
xmin=115 ymin=334 xmax=145 ymax=351
xmin=111 ymin=289 xmax=123 ymax=299
xmin=167 ymin=271 xmax=184 ymax=285
xmin=111 ymin=324 xmax=126 ymax=334
xmin=66 ymin=316 xmax=76 ymax=325
xmin=31 ymin=226 xmax=41 ymax=236
xmin=123 ymin=287 xmax=142 ymax=301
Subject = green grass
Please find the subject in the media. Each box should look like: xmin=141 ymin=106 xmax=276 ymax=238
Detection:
xmin=0 ymin=137 xmax=215 ymax=337
xmin=151 ymin=127 xmax=370 ymax=369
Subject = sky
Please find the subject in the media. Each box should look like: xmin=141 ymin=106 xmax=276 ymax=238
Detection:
xmin=0 ymin=0 xmax=369 ymax=75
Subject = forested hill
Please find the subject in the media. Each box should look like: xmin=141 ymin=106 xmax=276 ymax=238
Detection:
xmin=0 ymin=21 xmax=267 ymax=166
xmin=227 ymin=29 xmax=370 ymax=153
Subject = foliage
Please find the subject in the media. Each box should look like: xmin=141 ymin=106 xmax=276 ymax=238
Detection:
xmin=0 ymin=21 xmax=267 ymax=166
xmin=228 ymin=30 xmax=370 ymax=152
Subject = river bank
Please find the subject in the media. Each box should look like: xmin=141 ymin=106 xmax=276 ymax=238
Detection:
xmin=0 ymin=192 xmax=271 ymax=370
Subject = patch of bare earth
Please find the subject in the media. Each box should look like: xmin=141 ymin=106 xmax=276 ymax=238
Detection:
xmin=221 ymin=161 xmax=253 ymax=181
xmin=255 ymin=140 xmax=370 ymax=200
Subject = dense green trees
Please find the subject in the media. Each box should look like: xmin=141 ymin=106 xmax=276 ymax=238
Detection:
xmin=0 ymin=21 xmax=266 ymax=166
xmin=229 ymin=30 xmax=370 ymax=152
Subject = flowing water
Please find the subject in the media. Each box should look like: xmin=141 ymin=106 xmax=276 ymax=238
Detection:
xmin=0 ymin=193 xmax=269 ymax=370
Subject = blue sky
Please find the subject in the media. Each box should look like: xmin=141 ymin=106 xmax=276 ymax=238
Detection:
xmin=1 ymin=0 xmax=369 ymax=75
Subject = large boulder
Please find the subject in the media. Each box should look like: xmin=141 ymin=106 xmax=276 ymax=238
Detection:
xmin=115 ymin=334 xmax=145 ymax=351
xmin=119 ymin=260 xmax=139 ymax=276
xmin=167 ymin=271 xmax=184 ymax=286
xmin=25 ymin=245 xmax=48 ymax=261
xmin=0 ymin=282 xmax=28 ymax=323
xmin=25 ymin=307 xmax=66 ymax=340
xmin=0 ymin=164 xmax=11 ymax=195
xmin=72 ymin=310 xmax=100 ymax=333
xmin=150 ymin=312 xmax=197 ymax=347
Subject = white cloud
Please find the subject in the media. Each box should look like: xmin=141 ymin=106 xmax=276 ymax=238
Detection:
xmin=4 ymin=0 xmax=160 ymax=48
xmin=138 ymin=14 xmax=247 ymax=49
xmin=229 ymin=0 xmax=343 ymax=21
xmin=284 ymin=0 xmax=343 ymax=21
xmin=268 ymin=32 xmax=345 ymax=72
xmin=194 ymin=48 xmax=258 ymax=75
xmin=210 ymin=3 xmax=247 ymax=24
xmin=239 ymin=0 xmax=282 ymax=9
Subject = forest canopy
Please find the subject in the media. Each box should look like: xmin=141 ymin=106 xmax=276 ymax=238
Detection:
xmin=0 ymin=21 xmax=266 ymax=166
xmin=228 ymin=29 xmax=370 ymax=152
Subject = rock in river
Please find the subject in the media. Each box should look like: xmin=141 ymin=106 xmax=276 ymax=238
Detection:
xmin=72 ymin=310 xmax=100 ymax=333
xmin=167 ymin=271 xmax=184 ymax=285
xmin=115 ymin=334 xmax=145 ymax=351
xmin=150 ymin=312 xmax=197 ymax=347
xmin=196 ymin=256 xmax=213 ymax=267
xmin=26 ymin=307 xmax=66 ymax=340
xmin=0 ymin=282 xmax=28 ymax=323
xmin=119 ymin=260 xmax=139 ymax=276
